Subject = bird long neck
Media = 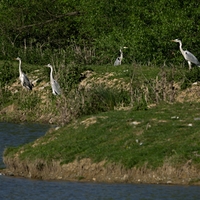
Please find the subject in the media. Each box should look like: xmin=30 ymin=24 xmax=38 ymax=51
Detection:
xmin=49 ymin=66 xmax=54 ymax=81
xmin=119 ymin=49 xmax=123 ymax=60
xmin=18 ymin=59 xmax=22 ymax=75
xmin=178 ymin=41 xmax=184 ymax=56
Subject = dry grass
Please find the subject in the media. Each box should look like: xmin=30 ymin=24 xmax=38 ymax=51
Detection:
xmin=176 ymin=84 xmax=200 ymax=103
xmin=80 ymin=116 xmax=108 ymax=128
xmin=3 ymin=156 xmax=200 ymax=185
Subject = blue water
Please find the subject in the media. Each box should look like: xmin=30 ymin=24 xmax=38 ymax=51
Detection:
xmin=0 ymin=122 xmax=200 ymax=200
xmin=0 ymin=122 xmax=51 ymax=168
xmin=0 ymin=175 xmax=200 ymax=200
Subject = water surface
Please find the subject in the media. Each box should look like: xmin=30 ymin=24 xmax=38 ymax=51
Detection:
xmin=0 ymin=122 xmax=200 ymax=200
xmin=0 ymin=122 xmax=50 ymax=168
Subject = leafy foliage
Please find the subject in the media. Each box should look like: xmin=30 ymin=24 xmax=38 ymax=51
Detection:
xmin=0 ymin=0 xmax=200 ymax=65
xmin=181 ymin=67 xmax=200 ymax=89
xmin=82 ymin=85 xmax=130 ymax=114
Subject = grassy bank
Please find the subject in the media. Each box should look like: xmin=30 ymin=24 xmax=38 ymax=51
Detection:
xmin=3 ymin=102 xmax=200 ymax=184
xmin=4 ymin=101 xmax=200 ymax=168
xmin=1 ymin=60 xmax=200 ymax=184
xmin=0 ymin=59 xmax=195 ymax=124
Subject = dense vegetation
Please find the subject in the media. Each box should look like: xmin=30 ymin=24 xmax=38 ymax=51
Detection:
xmin=0 ymin=0 xmax=200 ymax=65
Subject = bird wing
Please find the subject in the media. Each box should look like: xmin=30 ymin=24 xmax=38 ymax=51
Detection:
xmin=22 ymin=73 xmax=33 ymax=90
xmin=52 ymin=79 xmax=61 ymax=95
xmin=184 ymin=50 xmax=200 ymax=65
xmin=114 ymin=57 xmax=121 ymax=66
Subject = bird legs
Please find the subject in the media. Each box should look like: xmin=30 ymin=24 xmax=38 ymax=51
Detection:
xmin=188 ymin=61 xmax=192 ymax=70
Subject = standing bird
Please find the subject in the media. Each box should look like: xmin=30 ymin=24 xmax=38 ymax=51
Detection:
xmin=46 ymin=64 xmax=61 ymax=95
xmin=114 ymin=47 xmax=128 ymax=66
xmin=171 ymin=39 xmax=200 ymax=70
xmin=15 ymin=57 xmax=33 ymax=90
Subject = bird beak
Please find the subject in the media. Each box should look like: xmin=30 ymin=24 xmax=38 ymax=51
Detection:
xmin=171 ymin=40 xmax=175 ymax=42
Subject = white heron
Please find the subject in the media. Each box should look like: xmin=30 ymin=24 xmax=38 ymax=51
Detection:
xmin=114 ymin=47 xmax=128 ymax=66
xmin=46 ymin=64 xmax=61 ymax=95
xmin=171 ymin=39 xmax=200 ymax=70
xmin=15 ymin=57 xmax=33 ymax=90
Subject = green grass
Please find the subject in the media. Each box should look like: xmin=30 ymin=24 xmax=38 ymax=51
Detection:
xmin=87 ymin=64 xmax=161 ymax=80
xmin=87 ymin=63 xmax=192 ymax=88
xmin=2 ymin=60 xmax=200 ymax=170
xmin=4 ymin=102 xmax=200 ymax=169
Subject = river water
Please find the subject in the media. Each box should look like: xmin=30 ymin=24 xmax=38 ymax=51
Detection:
xmin=0 ymin=122 xmax=200 ymax=200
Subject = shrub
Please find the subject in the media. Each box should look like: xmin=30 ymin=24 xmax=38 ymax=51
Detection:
xmin=181 ymin=67 xmax=200 ymax=90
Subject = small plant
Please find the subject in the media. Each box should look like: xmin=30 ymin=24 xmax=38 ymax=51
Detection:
xmin=181 ymin=67 xmax=200 ymax=90
xmin=55 ymin=84 xmax=130 ymax=124
xmin=17 ymin=91 xmax=41 ymax=111
xmin=80 ymin=85 xmax=130 ymax=114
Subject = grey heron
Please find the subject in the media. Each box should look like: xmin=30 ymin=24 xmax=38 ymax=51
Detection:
xmin=114 ymin=47 xmax=128 ymax=66
xmin=15 ymin=57 xmax=33 ymax=90
xmin=171 ymin=39 xmax=200 ymax=70
xmin=47 ymin=64 xmax=61 ymax=95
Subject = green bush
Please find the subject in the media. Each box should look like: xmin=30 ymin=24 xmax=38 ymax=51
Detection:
xmin=1 ymin=0 xmax=200 ymax=65
xmin=16 ymin=91 xmax=41 ymax=111
xmin=82 ymin=85 xmax=130 ymax=114
xmin=181 ymin=67 xmax=200 ymax=89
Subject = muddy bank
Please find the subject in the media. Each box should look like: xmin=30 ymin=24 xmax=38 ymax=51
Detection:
xmin=3 ymin=156 xmax=200 ymax=185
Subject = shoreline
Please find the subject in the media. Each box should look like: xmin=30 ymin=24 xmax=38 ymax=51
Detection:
xmin=2 ymin=157 xmax=200 ymax=185
xmin=1 ymin=114 xmax=200 ymax=186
